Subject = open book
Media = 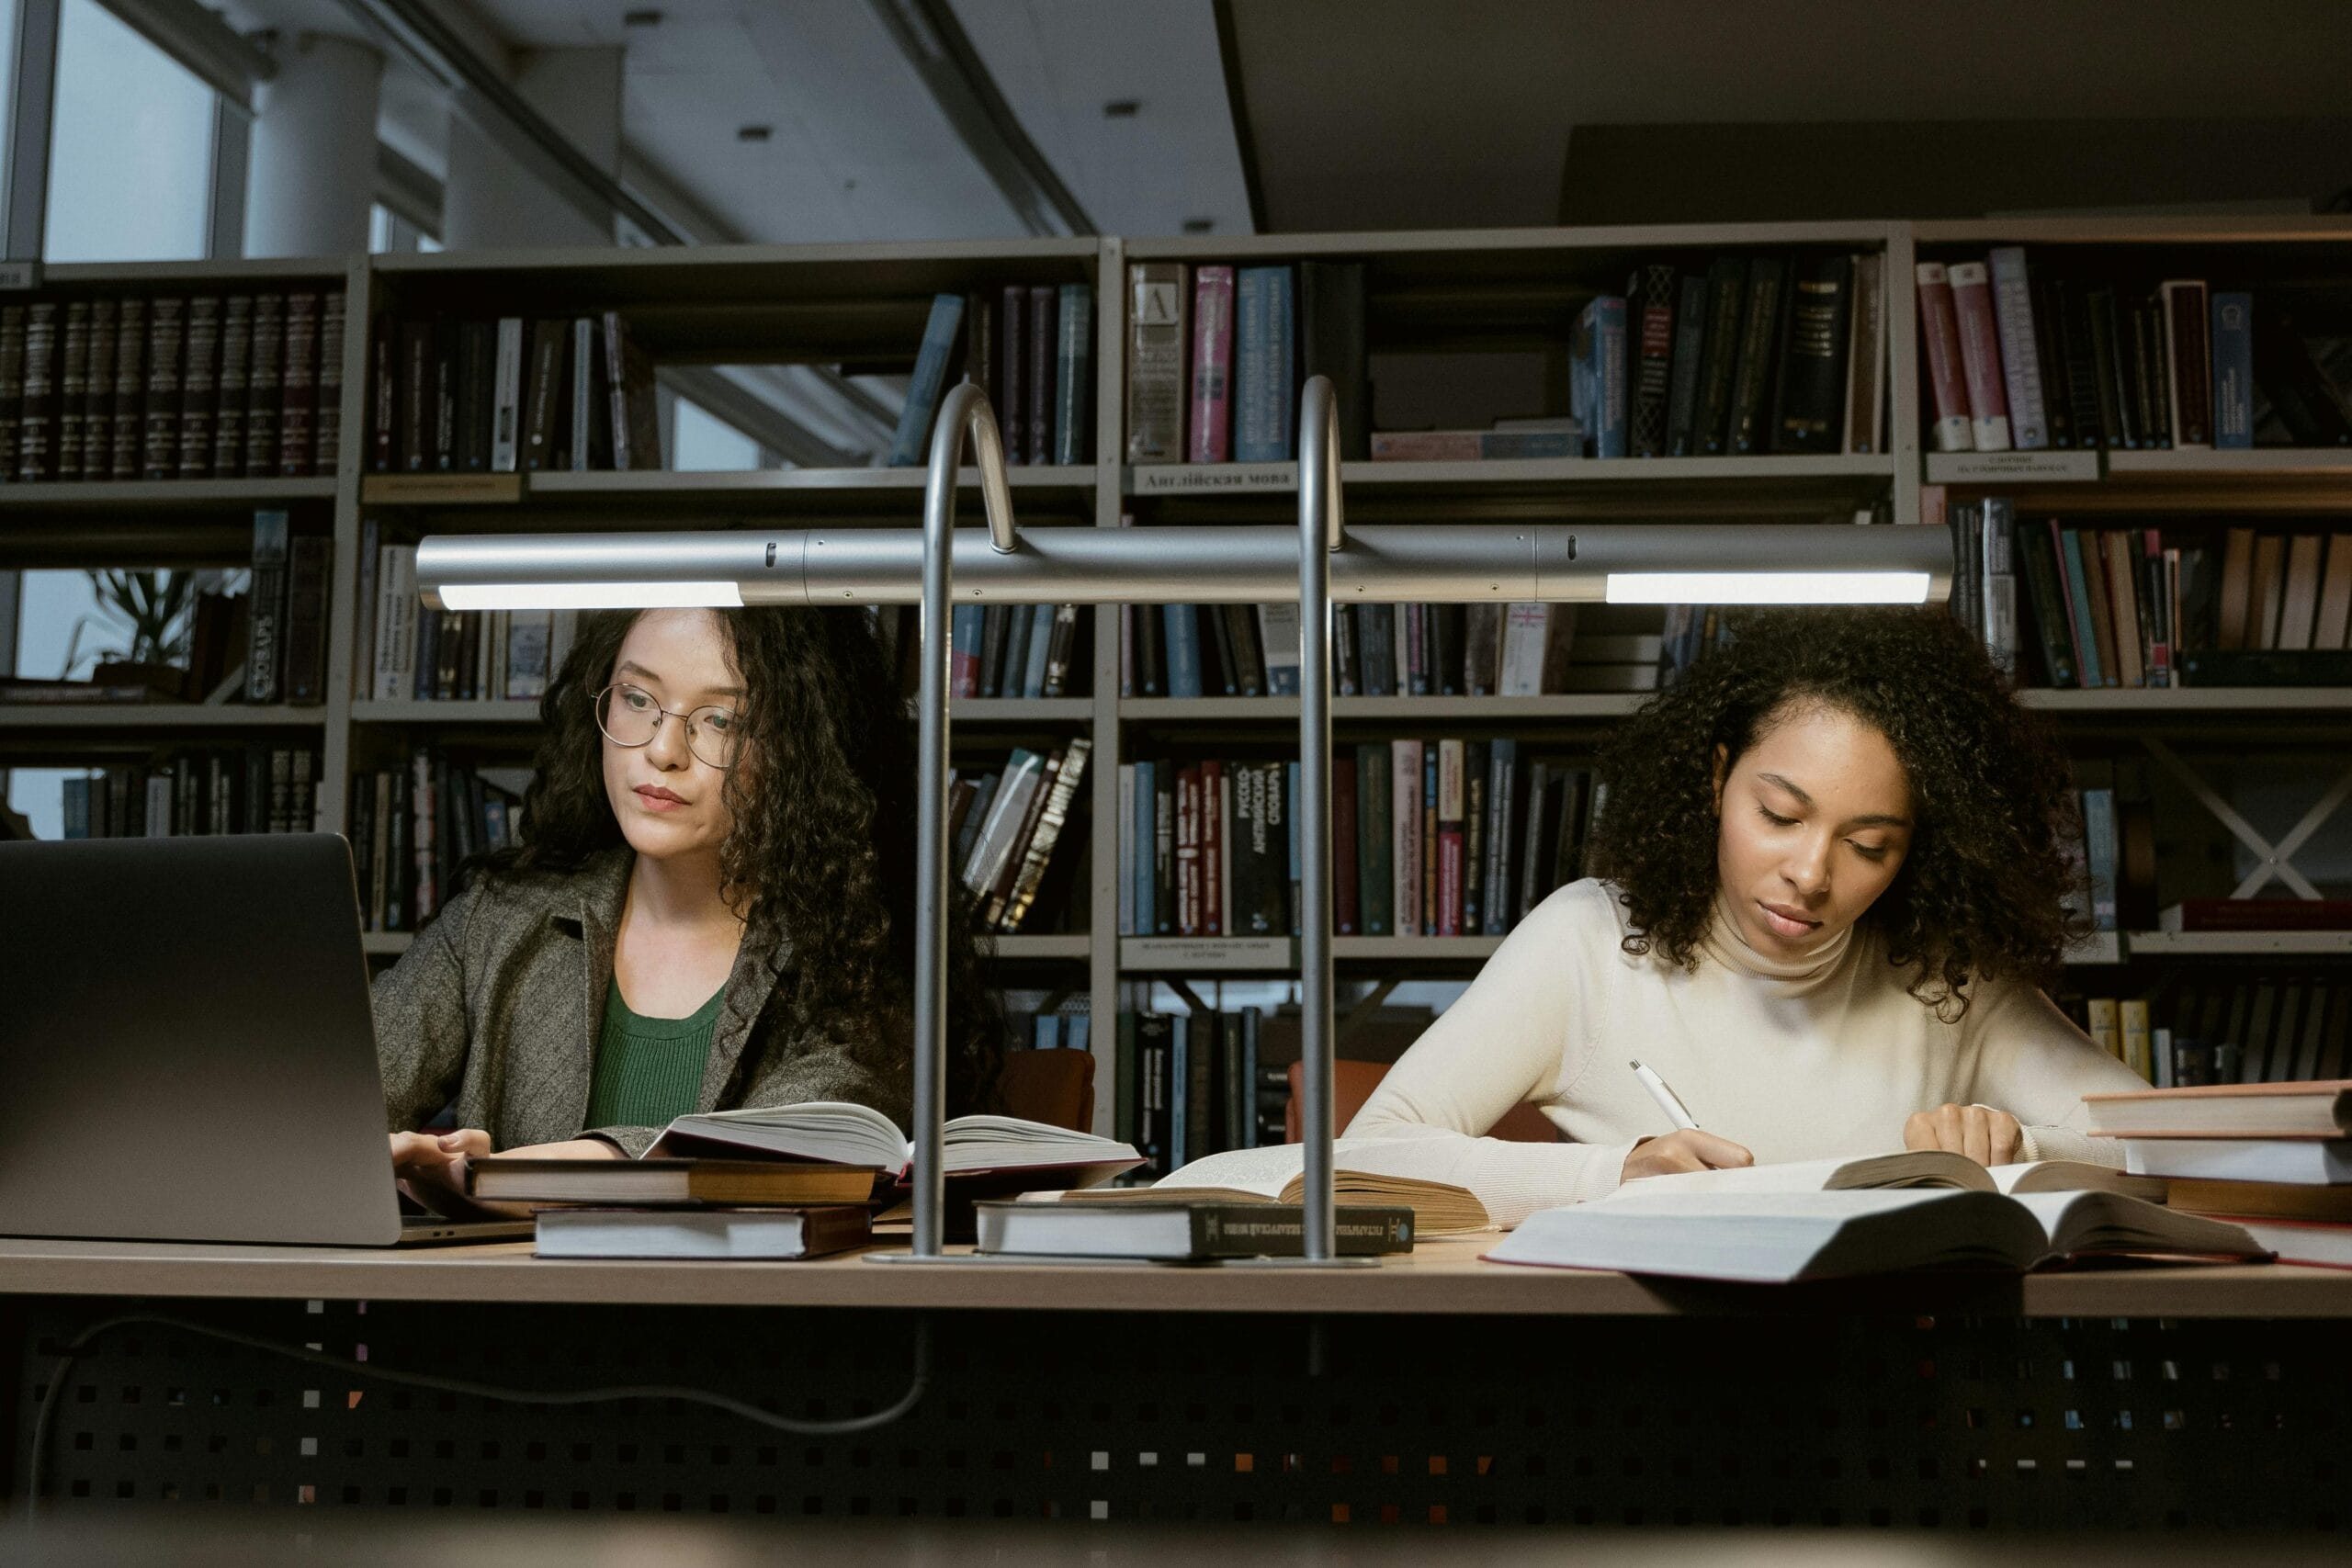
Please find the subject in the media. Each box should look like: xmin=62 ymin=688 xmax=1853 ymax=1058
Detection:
xmin=648 ymin=1102 xmax=1141 ymax=1196
xmin=1486 ymin=1189 xmax=2266 ymax=1283
xmin=1022 ymin=1138 xmax=1491 ymax=1235
xmin=1612 ymin=1149 xmax=2169 ymax=1202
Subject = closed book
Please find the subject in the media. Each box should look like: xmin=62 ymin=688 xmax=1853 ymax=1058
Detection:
xmin=90 ymin=302 xmax=128 ymax=479
xmin=2120 ymin=1137 xmax=2352 ymax=1184
xmin=1391 ymin=739 xmax=1422 ymax=935
xmin=568 ymin=317 xmax=594 ymax=469
xmin=2088 ymin=1080 xmax=2352 ymax=1140
xmin=999 ymin=736 xmax=1091 ymax=933
xmin=1125 ymin=263 xmax=1188 ymax=462
xmin=1025 ymin=283 xmax=1056 ymax=465
xmin=489 ymin=318 xmax=524 ymax=472
xmin=2016 ymin=521 xmax=2077 ymax=688
xmin=1300 ymin=260 xmax=1369 ymax=459
xmin=1768 ymin=253 xmax=1851 ymax=454
xmin=0 ymin=305 xmax=24 ymax=480
xmin=1232 ymin=265 xmax=1295 ymax=461
xmin=1053 ymin=280 xmax=1091 ymax=463
xmin=56 ymin=300 xmax=89 ymax=480
xmin=1228 ymin=761 xmax=1289 ymax=937
xmin=312 ymin=290 xmax=345 ymax=477
xmin=2086 ymin=287 xmax=2135 ymax=447
xmin=1483 ymin=738 xmax=1518 ymax=934
xmin=471 ymin=1156 xmax=879 ymax=1206
xmin=209 ymin=297 xmax=249 ymax=477
xmin=1188 ymin=265 xmax=1235 ymax=462
xmin=886 ymin=292 xmax=967 ymax=468
xmin=520 ymin=319 xmax=568 ymax=470
xmin=141 ymin=298 xmax=185 ymax=479
xmin=278 ymin=291 xmax=319 ymax=477
xmin=1843 ymin=251 xmax=1887 ymax=455
xmin=104 ymin=299 xmax=144 ymax=478
xmin=995 ymin=283 xmax=1024 ymax=462
xmin=1914 ymin=261 xmax=1973 ymax=452
xmin=368 ymin=323 xmax=394 ymax=472
xmin=1984 ymin=246 xmax=2048 ymax=450
xmin=2165 ymin=1180 xmax=2352 ymax=1223
xmin=2027 ymin=268 xmax=2074 ymax=448
xmin=1663 ymin=270 xmax=1711 ymax=456
xmin=396 ymin=316 xmax=431 ymax=471
xmin=1946 ymin=260 xmax=2010 ymax=451
xmin=977 ymin=1199 xmax=1413 ymax=1260
xmin=1626 ymin=263 xmax=1677 ymax=457
xmin=456 ymin=319 xmax=494 ymax=472
xmin=1573 ymin=295 xmax=1627 ymax=457
xmin=1693 ymin=255 xmax=1748 ymax=454
xmin=1356 ymin=741 xmax=1392 ymax=936
xmin=534 ymin=1205 xmax=874 ymax=1260
xmin=1724 ymin=256 xmax=1785 ymax=456
xmin=283 ymin=535 xmax=332 ymax=705
xmin=244 ymin=509 xmax=291 ymax=705
xmin=2159 ymin=279 xmax=2212 ymax=448
xmin=2211 ymin=292 xmax=2255 ymax=448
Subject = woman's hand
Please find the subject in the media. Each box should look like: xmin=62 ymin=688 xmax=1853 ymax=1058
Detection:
xmin=1622 ymin=1129 xmax=1754 ymax=1182
xmin=387 ymin=1130 xmax=623 ymax=1219
xmin=1904 ymin=1103 xmax=2021 ymax=1167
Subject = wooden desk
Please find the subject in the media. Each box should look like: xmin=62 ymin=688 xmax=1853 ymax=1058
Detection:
xmin=6 ymin=1237 xmax=2348 ymax=1530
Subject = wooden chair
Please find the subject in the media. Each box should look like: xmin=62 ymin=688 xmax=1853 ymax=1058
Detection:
xmin=999 ymin=1048 xmax=1096 ymax=1132
xmin=1284 ymin=1058 xmax=1556 ymax=1144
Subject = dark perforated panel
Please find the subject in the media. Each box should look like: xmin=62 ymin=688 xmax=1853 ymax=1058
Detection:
xmin=12 ymin=1298 xmax=2347 ymax=1529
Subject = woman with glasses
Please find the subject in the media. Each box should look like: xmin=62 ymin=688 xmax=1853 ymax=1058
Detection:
xmin=373 ymin=606 xmax=1004 ymax=1213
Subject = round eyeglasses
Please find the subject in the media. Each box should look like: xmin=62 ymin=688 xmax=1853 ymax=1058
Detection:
xmin=593 ymin=683 xmax=743 ymax=770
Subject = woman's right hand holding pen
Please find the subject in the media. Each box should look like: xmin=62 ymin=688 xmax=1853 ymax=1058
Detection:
xmin=1622 ymin=1129 xmax=1754 ymax=1181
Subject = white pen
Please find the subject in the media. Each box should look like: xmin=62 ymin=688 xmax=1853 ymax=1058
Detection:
xmin=1629 ymin=1059 xmax=1701 ymax=1131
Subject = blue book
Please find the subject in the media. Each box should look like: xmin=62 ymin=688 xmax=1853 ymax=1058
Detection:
xmin=1064 ymin=1014 xmax=1089 ymax=1055
xmin=2056 ymin=528 xmax=2109 ymax=688
xmin=1575 ymin=296 xmax=1629 ymax=457
xmin=2079 ymin=787 xmax=2120 ymax=932
xmin=1162 ymin=605 xmax=1204 ymax=698
xmin=1053 ymin=282 xmax=1092 ymax=465
xmin=2211 ymin=292 xmax=2255 ymax=449
xmin=1020 ymin=604 xmax=1053 ymax=697
xmin=1133 ymin=760 xmax=1156 ymax=935
xmin=1168 ymin=1015 xmax=1189 ymax=1169
xmin=1485 ymin=738 xmax=1517 ymax=934
xmin=1035 ymin=1015 xmax=1062 ymax=1050
xmin=60 ymin=776 xmax=89 ymax=839
xmin=887 ymin=293 xmax=967 ymax=467
xmin=1234 ymin=265 xmax=1295 ymax=461
xmin=1285 ymin=760 xmax=1302 ymax=935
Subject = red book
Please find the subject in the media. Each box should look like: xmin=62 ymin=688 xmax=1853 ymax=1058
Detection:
xmin=1200 ymin=758 xmax=1225 ymax=936
xmin=1946 ymin=260 xmax=2011 ymax=451
xmin=1914 ymin=261 xmax=1973 ymax=453
xmin=1187 ymin=265 xmax=1235 ymax=464
xmin=1435 ymin=739 xmax=1464 ymax=936
xmin=1332 ymin=754 xmax=1360 ymax=935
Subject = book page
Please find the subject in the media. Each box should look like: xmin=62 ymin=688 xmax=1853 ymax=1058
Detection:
xmin=1987 ymin=1161 xmax=2165 ymax=1201
xmin=1597 ymin=1149 xmax=1987 ymax=1201
xmin=2007 ymin=1190 xmax=2265 ymax=1260
xmin=658 ymin=1101 xmax=905 ymax=1167
xmin=945 ymin=1114 xmax=1135 ymax=1153
xmin=1152 ymin=1137 xmax=1481 ymax=1199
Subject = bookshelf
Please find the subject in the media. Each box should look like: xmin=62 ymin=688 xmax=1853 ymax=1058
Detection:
xmin=8 ymin=219 xmax=2351 ymax=1139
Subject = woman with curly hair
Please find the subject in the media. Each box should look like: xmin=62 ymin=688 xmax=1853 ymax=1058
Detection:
xmin=373 ymin=605 xmax=1003 ymax=1212
xmin=1347 ymin=606 xmax=2143 ymax=1227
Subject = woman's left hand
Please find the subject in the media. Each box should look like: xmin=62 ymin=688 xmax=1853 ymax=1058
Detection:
xmin=1904 ymin=1103 xmax=2021 ymax=1167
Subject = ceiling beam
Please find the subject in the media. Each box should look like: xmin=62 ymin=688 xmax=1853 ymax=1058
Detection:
xmin=1210 ymin=0 xmax=1266 ymax=235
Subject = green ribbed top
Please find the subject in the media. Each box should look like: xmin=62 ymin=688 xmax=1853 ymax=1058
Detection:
xmin=584 ymin=981 xmax=726 ymax=1131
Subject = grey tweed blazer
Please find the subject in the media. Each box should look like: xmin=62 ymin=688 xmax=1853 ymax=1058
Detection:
xmin=372 ymin=848 xmax=912 ymax=1156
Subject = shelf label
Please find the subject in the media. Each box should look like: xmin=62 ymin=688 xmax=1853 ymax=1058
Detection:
xmin=1126 ymin=463 xmax=1297 ymax=495
xmin=1121 ymin=936 xmax=1294 ymax=970
xmin=362 ymin=473 xmax=525 ymax=505
xmin=1928 ymin=450 xmax=2101 ymax=484
xmin=0 ymin=260 xmax=40 ymax=292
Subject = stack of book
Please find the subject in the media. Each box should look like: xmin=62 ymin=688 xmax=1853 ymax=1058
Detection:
xmin=1117 ymin=743 xmax=1604 ymax=940
xmin=947 ymin=739 xmax=1091 ymax=934
xmin=2086 ymin=1079 xmax=2352 ymax=1269
xmin=58 ymin=747 xmax=318 ymax=839
xmin=367 ymin=311 xmax=660 ymax=473
xmin=0 ymin=288 xmax=345 ymax=482
xmin=350 ymin=750 xmax=530 ymax=932
xmin=889 ymin=284 xmax=1093 ymax=468
xmin=469 ymin=1156 xmax=883 ymax=1261
xmin=1917 ymin=249 xmax=2352 ymax=453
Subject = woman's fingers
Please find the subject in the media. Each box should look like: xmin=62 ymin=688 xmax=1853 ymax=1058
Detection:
xmin=1905 ymin=1103 xmax=2022 ymax=1168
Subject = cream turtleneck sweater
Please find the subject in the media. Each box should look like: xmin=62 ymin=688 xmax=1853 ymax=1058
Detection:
xmin=1344 ymin=878 xmax=2148 ymax=1228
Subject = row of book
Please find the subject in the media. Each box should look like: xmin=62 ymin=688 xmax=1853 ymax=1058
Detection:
xmin=351 ymin=751 xmax=529 ymax=932
xmin=0 ymin=290 xmax=344 ymax=483
xmin=948 ymin=739 xmax=1091 ymax=935
xmin=1566 ymin=252 xmax=1888 ymax=459
xmin=357 ymin=536 xmax=572 ymax=703
xmin=368 ymin=313 xmax=662 ymax=474
xmin=1917 ymin=251 xmax=2352 ymax=452
xmin=1121 ymin=1007 xmax=1279 ymax=1176
xmin=1115 ymin=742 xmax=1605 ymax=939
xmin=1119 ymin=603 xmax=1658 ymax=698
xmin=892 ymin=283 xmax=1093 ymax=468
xmin=54 ymin=746 xmax=320 ymax=839
xmin=2080 ymin=976 xmax=2351 ymax=1090
xmin=1124 ymin=260 xmax=1362 ymax=464
xmin=946 ymin=603 xmax=1087 ymax=699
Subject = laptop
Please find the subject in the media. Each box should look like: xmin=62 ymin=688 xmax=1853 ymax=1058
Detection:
xmin=0 ymin=834 xmax=531 ymax=1247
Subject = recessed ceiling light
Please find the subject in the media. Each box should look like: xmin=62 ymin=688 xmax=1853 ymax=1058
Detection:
xmin=1102 ymin=99 xmax=1139 ymax=118
xmin=623 ymin=9 xmax=662 ymax=26
xmin=738 ymin=125 xmax=773 ymax=142
xmin=1182 ymin=218 xmax=1215 ymax=234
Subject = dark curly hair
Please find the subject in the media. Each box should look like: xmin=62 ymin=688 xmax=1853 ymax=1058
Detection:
xmin=1586 ymin=606 xmax=2086 ymax=1018
xmin=469 ymin=606 xmax=1004 ymax=1120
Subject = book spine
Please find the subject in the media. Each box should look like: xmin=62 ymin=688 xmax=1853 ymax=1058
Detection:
xmin=278 ymin=292 xmax=319 ymax=477
xmin=2211 ymin=292 xmax=2254 ymax=449
xmin=1694 ymin=256 xmax=1747 ymax=455
xmin=2016 ymin=521 xmax=2078 ymax=688
xmin=1024 ymin=284 xmax=1055 ymax=466
xmin=1724 ymin=257 xmax=1784 ymax=456
xmin=245 ymin=509 xmax=290 ymax=704
xmin=2160 ymin=279 xmax=2212 ymax=448
xmin=1125 ymin=263 xmax=1188 ymax=463
xmin=1391 ymin=739 xmax=1422 ymax=936
xmin=312 ymin=291 xmax=345 ymax=477
xmin=141 ymin=298 xmax=186 ymax=479
xmin=886 ymin=293 xmax=965 ymax=468
xmin=1187 ymin=265 xmax=1235 ymax=463
xmin=1001 ymin=738 xmax=1090 ymax=932
xmin=1913 ymin=262 xmax=1974 ymax=453
xmin=1768 ymin=253 xmax=1851 ymax=455
xmin=169 ymin=297 xmax=214 ymax=477
xmin=1233 ymin=265 xmax=1295 ymax=462
xmin=1587 ymin=295 xmax=1628 ymax=457
xmin=2080 ymin=786 xmax=2120 ymax=931
xmin=1486 ymin=738 xmax=1518 ymax=934
xmin=1436 ymin=739 xmax=1465 ymax=935
xmin=0 ymin=305 xmax=24 ymax=481
xmin=1202 ymin=760 xmax=1225 ymax=935
xmin=1984 ymin=246 xmax=2048 ymax=450
xmin=1054 ymin=281 xmax=1091 ymax=464
xmin=2055 ymin=525 xmax=2106 ymax=687
xmin=1174 ymin=763 xmax=1201 ymax=935
xmin=489 ymin=318 xmax=523 ymax=471
xmin=55 ymin=300 xmax=88 ymax=481
xmin=1332 ymin=752 xmax=1359 ymax=935
xmin=1163 ymin=605 xmax=1203 ymax=698
xmin=205 ymin=297 xmax=247 ymax=478
xmin=283 ymin=535 xmax=332 ymax=705
xmin=2086 ymin=288 xmax=2135 ymax=447
xmin=1844 ymin=251 xmax=1886 ymax=456
xmin=1663 ymin=270 xmax=1710 ymax=457
xmin=569 ymin=318 xmax=594 ymax=471
xmin=1627 ymin=263 xmax=1676 ymax=457
xmin=14 ymin=303 xmax=51 ymax=479
xmin=1946 ymin=261 xmax=2011 ymax=451
xmin=1357 ymin=741 xmax=1391 ymax=935
xmin=995 ymin=284 xmax=1024 ymax=462
xmin=1256 ymin=602 xmax=1301 ymax=695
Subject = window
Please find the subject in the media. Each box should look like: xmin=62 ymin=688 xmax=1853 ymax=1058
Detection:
xmin=673 ymin=398 xmax=763 ymax=471
xmin=43 ymin=0 xmax=215 ymax=262
xmin=370 ymin=201 xmax=442 ymax=254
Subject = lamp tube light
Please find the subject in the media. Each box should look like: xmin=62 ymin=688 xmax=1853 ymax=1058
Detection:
xmin=1605 ymin=571 xmax=1932 ymax=605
